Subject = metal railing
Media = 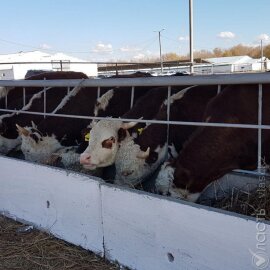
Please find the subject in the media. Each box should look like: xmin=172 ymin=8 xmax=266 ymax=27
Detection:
xmin=0 ymin=72 xmax=269 ymax=176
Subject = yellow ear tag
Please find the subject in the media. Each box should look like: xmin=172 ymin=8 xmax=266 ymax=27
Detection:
xmin=85 ymin=133 xmax=90 ymax=142
xmin=137 ymin=128 xmax=144 ymax=135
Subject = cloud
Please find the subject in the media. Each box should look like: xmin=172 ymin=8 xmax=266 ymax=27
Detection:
xmin=217 ymin=31 xmax=236 ymax=39
xmin=257 ymin=33 xmax=270 ymax=41
xmin=40 ymin=43 xmax=52 ymax=49
xmin=178 ymin=36 xmax=189 ymax=41
xmin=133 ymin=53 xmax=145 ymax=60
xmin=92 ymin=42 xmax=113 ymax=53
xmin=120 ymin=46 xmax=141 ymax=52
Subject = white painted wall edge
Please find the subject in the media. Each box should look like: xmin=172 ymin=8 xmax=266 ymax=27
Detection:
xmin=0 ymin=156 xmax=269 ymax=270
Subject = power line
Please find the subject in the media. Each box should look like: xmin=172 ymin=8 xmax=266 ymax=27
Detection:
xmin=0 ymin=36 xmax=158 ymax=56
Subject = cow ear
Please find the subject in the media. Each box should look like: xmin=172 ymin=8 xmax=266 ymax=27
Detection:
xmin=121 ymin=122 xmax=137 ymax=130
xmin=16 ymin=124 xmax=30 ymax=137
xmin=136 ymin=147 xmax=150 ymax=159
xmin=117 ymin=128 xmax=128 ymax=142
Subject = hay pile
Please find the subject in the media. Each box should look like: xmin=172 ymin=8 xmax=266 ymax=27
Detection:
xmin=200 ymin=185 xmax=270 ymax=220
xmin=0 ymin=216 xmax=119 ymax=270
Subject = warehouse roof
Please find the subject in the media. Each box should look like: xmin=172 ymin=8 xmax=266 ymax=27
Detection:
xmin=204 ymin=55 xmax=253 ymax=64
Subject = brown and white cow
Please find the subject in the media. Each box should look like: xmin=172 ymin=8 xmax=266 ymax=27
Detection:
xmin=113 ymin=85 xmax=219 ymax=187
xmin=79 ymin=85 xmax=203 ymax=170
xmin=155 ymin=84 xmax=270 ymax=202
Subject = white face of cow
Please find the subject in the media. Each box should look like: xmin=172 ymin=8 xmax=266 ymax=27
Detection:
xmin=18 ymin=125 xmax=62 ymax=163
xmin=114 ymin=137 xmax=169 ymax=187
xmin=80 ymin=120 xmax=137 ymax=170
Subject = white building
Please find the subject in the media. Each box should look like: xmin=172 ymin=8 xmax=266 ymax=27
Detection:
xmin=0 ymin=51 xmax=97 ymax=80
xmin=203 ymin=55 xmax=270 ymax=73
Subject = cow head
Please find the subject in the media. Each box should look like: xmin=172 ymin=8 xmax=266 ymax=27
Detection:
xmin=114 ymin=137 xmax=171 ymax=187
xmin=17 ymin=124 xmax=62 ymax=163
xmin=79 ymin=119 xmax=137 ymax=170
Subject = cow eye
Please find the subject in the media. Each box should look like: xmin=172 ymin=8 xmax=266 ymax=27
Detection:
xmin=102 ymin=136 xmax=116 ymax=149
xmin=30 ymin=134 xmax=40 ymax=143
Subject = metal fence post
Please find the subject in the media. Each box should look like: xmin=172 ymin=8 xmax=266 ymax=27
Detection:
xmin=5 ymin=93 xmax=7 ymax=109
xmin=130 ymin=86 xmax=135 ymax=109
xmin=166 ymin=86 xmax=172 ymax=159
xmin=257 ymin=84 xmax=263 ymax=171
xmin=217 ymin=85 xmax=221 ymax=94
xmin=43 ymin=79 xmax=46 ymax=119
xmin=23 ymin=87 xmax=26 ymax=107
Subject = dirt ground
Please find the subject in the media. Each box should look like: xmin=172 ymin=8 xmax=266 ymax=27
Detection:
xmin=0 ymin=215 xmax=119 ymax=270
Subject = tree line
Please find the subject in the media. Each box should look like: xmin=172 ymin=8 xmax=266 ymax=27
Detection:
xmin=140 ymin=43 xmax=270 ymax=62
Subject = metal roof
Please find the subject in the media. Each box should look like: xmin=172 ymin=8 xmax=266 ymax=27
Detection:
xmin=0 ymin=50 xmax=87 ymax=63
xmin=204 ymin=55 xmax=253 ymax=64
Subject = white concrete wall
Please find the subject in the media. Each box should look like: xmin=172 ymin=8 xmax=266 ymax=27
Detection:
xmin=0 ymin=156 xmax=269 ymax=270
xmin=0 ymin=156 xmax=104 ymax=254
xmin=0 ymin=68 xmax=14 ymax=80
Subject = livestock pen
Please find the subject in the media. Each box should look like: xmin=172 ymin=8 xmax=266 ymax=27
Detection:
xmin=0 ymin=73 xmax=270 ymax=270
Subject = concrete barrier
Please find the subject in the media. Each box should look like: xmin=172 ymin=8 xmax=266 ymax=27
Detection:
xmin=0 ymin=156 xmax=269 ymax=270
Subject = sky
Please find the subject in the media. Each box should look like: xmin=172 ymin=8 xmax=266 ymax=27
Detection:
xmin=0 ymin=0 xmax=270 ymax=62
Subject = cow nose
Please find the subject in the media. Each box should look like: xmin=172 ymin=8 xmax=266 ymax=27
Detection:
xmin=80 ymin=153 xmax=91 ymax=165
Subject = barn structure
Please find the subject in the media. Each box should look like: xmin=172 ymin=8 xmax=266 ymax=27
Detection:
xmin=0 ymin=50 xmax=98 ymax=79
xmin=98 ymin=55 xmax=270 ymax=76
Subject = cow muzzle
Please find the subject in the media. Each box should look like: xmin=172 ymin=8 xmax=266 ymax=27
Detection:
xmin=80 ymin=153 xmax=96 ymax=170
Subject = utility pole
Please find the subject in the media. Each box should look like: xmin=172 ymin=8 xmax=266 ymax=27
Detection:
xmin=155 ymin=29 xmax=165 ymax=73
xmin=189 ymin=0 xmax=194 ymax=74
xmin=261 ymin=39 xmax=264 ymax=71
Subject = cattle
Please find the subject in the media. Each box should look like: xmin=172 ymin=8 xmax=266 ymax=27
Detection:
xmin=155 ymin=84 xmax=270 ymax=202
xmin=109 ymin=71 xmax=152 ymax=78
xmin=0 ymin=71 xmax=88 ymax=114
xmin=18 ymin=73 xmax=154 ymax=164
xmin=113 ymin=85 xmax=220 ymax=187
xmin=79 ymin=85 xmax=198 ymax=170
xmin=0 ymin=71 xmax=88 ymax=154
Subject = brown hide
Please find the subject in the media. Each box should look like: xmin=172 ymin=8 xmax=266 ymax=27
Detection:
xmin=173 ymin=84 xmax=270 ymax=193
xmin=135 ymin=85 xmax=220 ymax=158
xmin=0 ymin=71 xmax=89 ymax=139
xmin=0 ymin=71 xmax=88 ymax=113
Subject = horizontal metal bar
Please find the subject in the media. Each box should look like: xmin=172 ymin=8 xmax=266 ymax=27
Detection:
xmin=1 ymin=108 xmax=270 ymax=130
xmin=233 ymin=169 xmax=268 ymax=177
xmin=1 ymin=72 xmax=270 ymax=87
